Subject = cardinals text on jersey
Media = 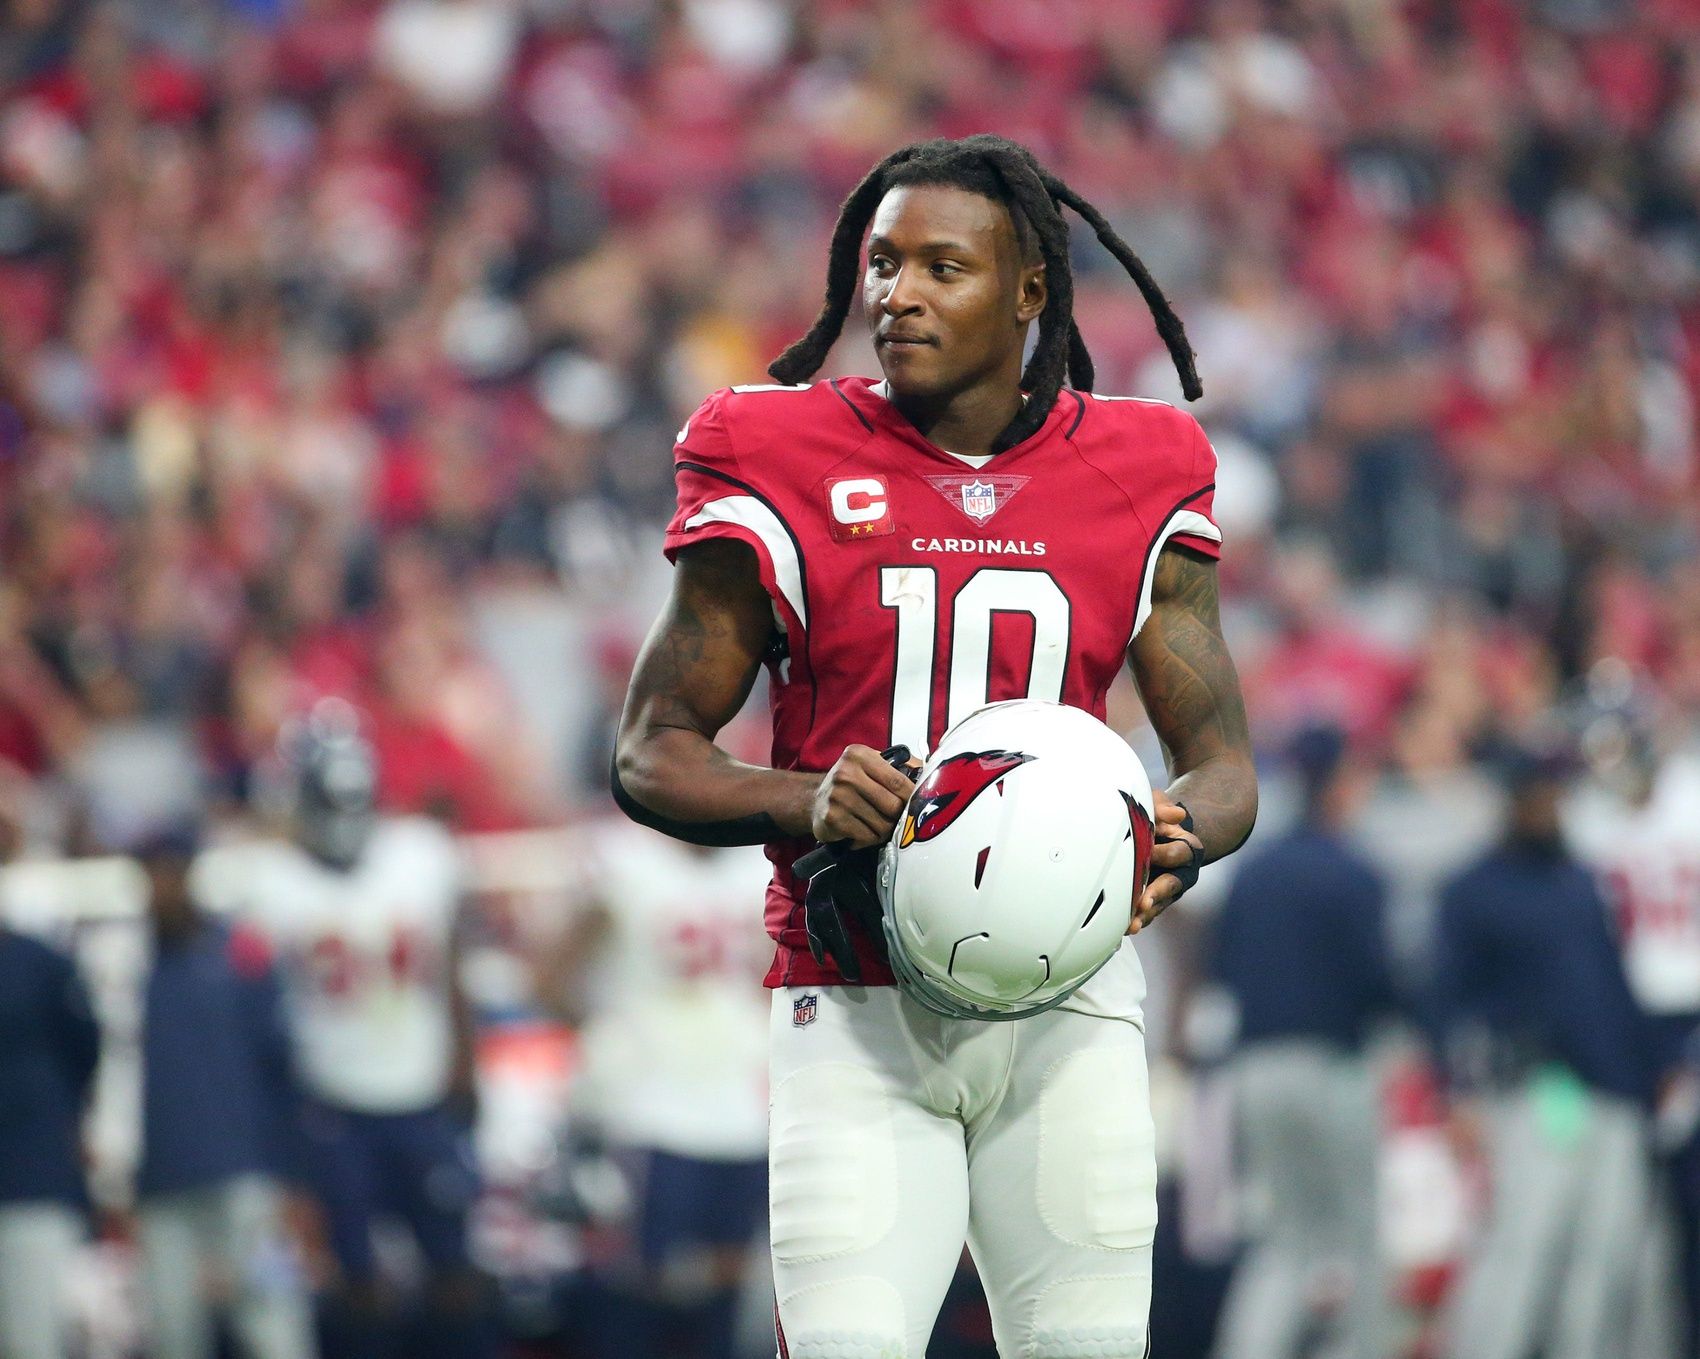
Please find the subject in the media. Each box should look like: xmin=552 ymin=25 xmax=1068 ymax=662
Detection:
xmin=663 ymin=377 xmax=1222 ymax=989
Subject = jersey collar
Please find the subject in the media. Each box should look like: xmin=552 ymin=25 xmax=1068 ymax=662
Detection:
xmin=836 ymin=376 xmax=1079 ymax=465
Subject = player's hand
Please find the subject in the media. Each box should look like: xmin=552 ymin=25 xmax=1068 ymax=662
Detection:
xmin=96 ymin=1205 xmax=138 ymax=1244
xmin=811 ymin=744 xmax=921 ymax=849
xmin=1656 ymin=1067 xmax=1700 ymax=1151
xmin=799 ymin=746 xmax=917 ymax=980
xmin=1446 ymin=1099 xmax=1486 ymax=1166
xmin=1129 ymin=791 xmax=1203 ymax=934
xmin=283 ymin=1190 xmax=336 ymax=1289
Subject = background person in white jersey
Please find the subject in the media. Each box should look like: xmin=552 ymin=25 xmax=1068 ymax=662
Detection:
xmin=1564 ymin=696 xmax=1700 ymax=1359
xmin=238 ymin=703 xmax=490 ymax=1359
xmin=536 ymin=819 xmax=772 ymax=1359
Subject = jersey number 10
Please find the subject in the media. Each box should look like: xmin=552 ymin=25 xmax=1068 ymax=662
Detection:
xmin=880 ymin=566 xmax=1070 ymax=751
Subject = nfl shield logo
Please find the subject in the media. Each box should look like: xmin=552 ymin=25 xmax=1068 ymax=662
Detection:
xmin=924 ymin=472 xmax=1028 ymax=525
xmin=792 ymin=994 xmax=818 ymax=1027
xmin=961 ymin=480 xmax=997 ymax=524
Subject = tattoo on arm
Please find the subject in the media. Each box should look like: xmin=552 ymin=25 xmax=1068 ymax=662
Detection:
xmin=614 ymin=539 xmax=817 ymax=842
xmin=1127 ymin=546 xmax=1258 ymax=861
xmin=639 ymin=542 xmax=773 ymax=740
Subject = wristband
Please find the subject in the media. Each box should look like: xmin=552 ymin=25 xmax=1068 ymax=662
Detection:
xmin=1159 ymin=804 xmax=1205 ymax=897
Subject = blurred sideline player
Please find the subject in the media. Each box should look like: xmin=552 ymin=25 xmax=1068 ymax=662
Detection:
xmin=1435 ymin=747 xmax=1657 ymax=1359
xmin=613 ymin=134 xmax=1257 ymax=1357
xmin=1565 ymin=694 xmax=1700 ymax=1358
xmin=235 ymin=701 xmax=491 ymax=1359
xmin=1207 ymin=726 xmax=1397 ymax=1359
xmin=0 ymin=893 xmax=100 ymax=1359
xmin=133 ymin=824 xmax=318 ymax=1359
xmin=535 ymin=819 xmax=772 ymax=1359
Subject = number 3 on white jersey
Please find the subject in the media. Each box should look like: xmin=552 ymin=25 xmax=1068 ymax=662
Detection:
xmin=880 ymin=566 xmax=1071 ymax=750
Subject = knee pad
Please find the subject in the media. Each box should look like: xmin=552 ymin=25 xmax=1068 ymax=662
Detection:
xmin=770 ymin=1063 xmax=898 ymax=1263
xmin=1028 ymin=1276 xmax=1151 ymax=1359
xmin=1036 ymin=1047 xmax=1158 ymax=1251
xmin=778 ymin=1276 xmax=907 ymax=1359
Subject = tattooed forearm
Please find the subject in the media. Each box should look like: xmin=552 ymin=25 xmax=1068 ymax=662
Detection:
xmin=1127 ymin=546 xmax=1258 ymax=861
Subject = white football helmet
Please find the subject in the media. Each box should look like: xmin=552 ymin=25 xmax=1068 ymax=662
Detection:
xmin=878 ymin=699 xmax=1156 ymax=1021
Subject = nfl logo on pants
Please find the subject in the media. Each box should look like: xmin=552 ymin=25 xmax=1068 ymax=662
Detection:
xmin=792 ymin=994 xmax=818 ymax=1027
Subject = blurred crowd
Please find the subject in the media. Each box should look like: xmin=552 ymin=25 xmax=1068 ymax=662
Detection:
xmin=0 ymin=0 xmax=1696 ymax=847
xmin=2 ymin=0 xmax=1700 ymax=1356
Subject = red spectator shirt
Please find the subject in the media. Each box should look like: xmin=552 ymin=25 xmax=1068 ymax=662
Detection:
xmin=664 ymin=376 xmax=1222 ymax=987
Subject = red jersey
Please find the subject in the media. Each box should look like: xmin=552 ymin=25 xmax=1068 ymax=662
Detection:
xmin=664 ymin=376 xmax=1222 ymax=987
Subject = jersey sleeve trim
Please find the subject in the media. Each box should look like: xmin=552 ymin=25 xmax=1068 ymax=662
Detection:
xmin=670 ymin=461 xmax=809 ymax=630
xmin=1063 ymin=389 xmax=1087 ymax=438
xmin=1171 ymin=414 xmax=1224 ymax=559
xmin=1168 ymin=508 xmax=1224 ymax=559
xmin=1132 ymin=484 xmax=1218 ymax=639
xmin=828 ymin=378 xmax=875 ymax=433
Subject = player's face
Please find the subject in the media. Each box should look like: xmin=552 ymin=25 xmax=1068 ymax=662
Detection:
xmin=1509 ymin=780 xmax=1564 ymax=845
xmin=862 ymin=185 xmax=1045 ymax=404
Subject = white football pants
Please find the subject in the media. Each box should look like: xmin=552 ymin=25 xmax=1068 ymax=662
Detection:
xmin=769 ymin=960 xmax=1156 ymax=1359
xmin=0 ymin=1202 xmax=81 ymax=1359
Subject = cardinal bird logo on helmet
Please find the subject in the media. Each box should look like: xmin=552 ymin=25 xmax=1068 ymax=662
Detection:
xmin=1123 ymin=791 xmax=1155 ymax=897
xmin=899 ymin=750 xmax=1036 ymax=848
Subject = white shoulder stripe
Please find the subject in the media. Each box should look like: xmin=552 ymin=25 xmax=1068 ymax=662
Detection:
xmin=1170 ymin=508 xmax=1222 ymax=543
xmin=729 ymin=383 xmax=812 ymax=394
xmin=1090 ymin=392 xmax=1175 ymax=407
xmin=1131 ymin=508 xmax=1220 ymax=639
xmin=682 ymin=495 xmax=807 ymax=628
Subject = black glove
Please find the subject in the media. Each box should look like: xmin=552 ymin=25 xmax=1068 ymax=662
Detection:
xmin=1156 ymin=805 xmax=1205 ymax=900
xmin=795 ymin=745 xmax=916 ymax=983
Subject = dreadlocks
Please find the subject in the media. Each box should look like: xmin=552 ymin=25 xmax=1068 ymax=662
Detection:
xmin=768 ymin=133 xmax=1202 ymax=453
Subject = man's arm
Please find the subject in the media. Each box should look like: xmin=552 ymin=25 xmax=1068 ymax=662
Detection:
xmin=445 ymin=910 xmax=480 ymax=1125
xmin=530 ymin=903 xmax=611 ymax=1028
xmin=1125 ymin=544 xmax=1258 ymax=929
xmin=614 ymin=539 xmax=911 ymax=847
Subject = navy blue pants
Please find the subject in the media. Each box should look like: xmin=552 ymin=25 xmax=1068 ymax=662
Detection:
xmin=590 ymin=1148 xmax=767 ymax=1359
xmin=301 ymin=1102 xmax=480 ymax=1285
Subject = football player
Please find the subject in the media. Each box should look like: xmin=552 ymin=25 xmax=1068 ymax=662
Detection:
xmin=132 ymin=823 xmax=317 ymax=1359
xmin=239 ymin=702 xmax=492 ymax=1359
xmin=534 ymin=820 xmax=772 ymax=1359
xmin=0 ymin=917 xmax=99 ymax=1359
xmin=1564 ymin=696 xmax=1700 ymax=1356
xmin=613 ymin=134 xmax=1258 ymax=1357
